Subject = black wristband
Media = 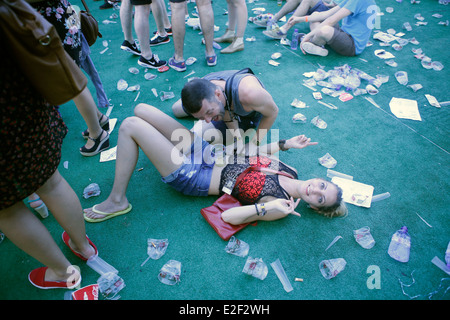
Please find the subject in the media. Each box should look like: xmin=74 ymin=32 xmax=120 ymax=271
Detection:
xmin=278 ymin=139 xmax=288 ymax=151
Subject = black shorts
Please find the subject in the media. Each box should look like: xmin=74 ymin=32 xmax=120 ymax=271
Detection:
xmin=328 ymin=26 xmax=356 ymax=57
xmin=169 ymin=0 xmax=186 ymax=3
xmin=130 ymin=0 xmax=152 ymax=5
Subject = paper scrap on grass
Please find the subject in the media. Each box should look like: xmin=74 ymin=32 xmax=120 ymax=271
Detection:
xmin=389 ymin=98 xmax=422 ymax=121
xmin=332 ymin=177 xmax=374 ymax=208
xmin=100 ymin=146 xmax=117 ymax=162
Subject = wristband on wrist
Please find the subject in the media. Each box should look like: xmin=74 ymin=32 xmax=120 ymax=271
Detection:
xmin=256 ymin=203 xmax=266 ymax=216
xmin=254 ymin=203 xmax=260 ymax=215
xmin=305 ymin=16 xmax=309 ymax=23
xmin=278 ymin=139 xmax=288 ymax=151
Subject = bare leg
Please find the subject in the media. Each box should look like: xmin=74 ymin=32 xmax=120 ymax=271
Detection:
xmin=83 ymin=104 xmax=194 ymax=220
xmin=197 ymin=0 xmax=215 ymax=57
xmin=134 ymin=4 xmax=153 ymax=60
xmin=273 ymin=0 xmax=303 ymax=22
xmin=0 ymin=170 xmax=94 ymax=283
xmin=120 ymin=0 xmax=134 ymax=43
xmin=171 ymin=1 xmax=186 ymax=61
xmin=280 ymin=0 xmax=319 ymax=33
xmin=152 ymin=0 xmax=168 ymax=37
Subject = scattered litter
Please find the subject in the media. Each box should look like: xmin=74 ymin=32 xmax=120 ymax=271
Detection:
xmin=183 ymin=70 xmax=196 ymax=78
xmin=425 ymin=94 xmax=441 ymax=108
xmin=186 ymin=57 xmax=197 ymax=65
xmin=225 ymin=236 xmax=249 ymax=257
xmin=353 ymin=227 xmax=375 ymax=249
xmin=389 ymin=97 xmax=422 ymax=121
xmin=327 ymin=169 xmax=353 ymax=180
xmin=317 ymin=100 xmax=338 ymax=110
xmin=99 ymin=47 xmax=109 ymax=55
xmin=388 ymin=226 xmax=411 ymax=263
xmin=291 ymin=98 xmax=308 ymax=108
xmin=398 ymin=271 xmax=420 ymax=299
xmin=268 ymin=60 xmax=280 ymax=66
xmin=375 ymin=49 xmax=395 ymax=59
xmin=97 ymin=272 xmax=125 ymax=300
xmin=313 ymin=92 xmax=323 ymax=100
xmin=292 ymin=113 xmax=307 ymax=123
xmin=127 ymin=84 xmax=140 ymax=92
xmin=158 ymin=260 xmax=182 ymax=285
xmin=371 ymin=192 xmax=390 ymax=203
xmin=271 ymin=259 xmax=293 ymax=292
xmin=415 ymin=212 xmax=432 ymax=228
xmin=311 ymin=115 xmax=327 ymax=129
xmin=141 ymin=239 xmax=169 ymax=266
xmin=246 ymin=36 xmax=256 ymax=42
xmin=144 ymin=73 xmax=157 ymax=80
xmin=318 ymin=153 xmax=337 ymax=169
xmin=117 ymin=79 xmax=128 ymax=91
xmin=128 ymin=67 xmax=139 ymax=74
xmin=151 ymin=88 xmax=158 ymax=97
xmin=63 ymin=161 xmax=69 ymax=169
xmin=87 ymin=255 xmax=118 ymax=275
xmin=431 ymin=257 xmax=450 ymax=276
xmin=160 ymin=91 xmax=175 ymax=101
xmin=242 ymin=257 xmax=268 ymax=280
xmin=83 ymin=183 xmax=101 ymax=199
xmin=408 ymin=84 xmax=423 ymax=92
xmin=100 ymin=146 xmax=117 ymax=162
xmin=102 ymin=19 xmax=117 ymax=24
xmin=332 ymin=177 xmax=374 ymax=208
xmin=319 ymin=258 xmax=346 ymax=279
xmin=325 ymin=235 xmax=342 ymax=251
xmin=271 ymin=52 xmax=282 ymax=60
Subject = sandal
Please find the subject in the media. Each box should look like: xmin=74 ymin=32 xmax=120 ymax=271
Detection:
xmin=81 ymin=114 xmax=110 ymax=139
xmin=80 ymin=130 xmax=110 ymax=157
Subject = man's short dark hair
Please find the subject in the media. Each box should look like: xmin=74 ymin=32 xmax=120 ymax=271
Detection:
xmin=181 ymin=79 xmax=217 ymax=114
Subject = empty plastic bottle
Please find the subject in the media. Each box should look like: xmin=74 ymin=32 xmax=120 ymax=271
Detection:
xmin=266 ymin=17 xmax=274 ymax=31
xmin=388 ymin=226 xmax=411 ymax=263
xmin=291 ymin=29 xmax=299 ymax=50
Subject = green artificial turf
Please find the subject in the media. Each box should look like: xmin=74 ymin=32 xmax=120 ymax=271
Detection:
xmin=0 ymin=0 xmax=449 ymax=303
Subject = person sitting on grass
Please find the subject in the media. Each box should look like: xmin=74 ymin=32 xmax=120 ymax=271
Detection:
xmin=286 ymin=0 xmax=376 ymax=57
xmin=82 ymin=103 xmax=347 ymax=225
xmin=262 ymin=0 xmax=336 ymax=40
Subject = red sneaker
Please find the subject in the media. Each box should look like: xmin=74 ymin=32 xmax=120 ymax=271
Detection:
xmin=28 ymin=267 xmax=81 ymax=290
xmin=62 ymin=231 xmax=98 ymax=261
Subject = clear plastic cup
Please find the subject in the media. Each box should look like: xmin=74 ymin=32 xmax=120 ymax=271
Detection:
xmin=225 ymin=236 xmax=249 ymax=257
xmin=353 ymin=226 xmax=376 ymax=249
xmin=158 ymin=260 xmax=181 ymax=285
xmin=319 ymin=258 xmax=346 ymax=279
xmin=242 ymin=257 xmax=268 ymax=280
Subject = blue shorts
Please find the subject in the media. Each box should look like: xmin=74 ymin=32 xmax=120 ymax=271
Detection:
xmin=161 ymin=138 xmax=214 ymax=196
xmin=307 ymin=0 xmax=330 ymax=15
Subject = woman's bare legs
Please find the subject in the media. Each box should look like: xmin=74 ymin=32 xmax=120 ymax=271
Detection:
xmin=0 ymin=170 xmax=95 ymax=283
xmin=83 ymin=104 xmax=195 ymax=220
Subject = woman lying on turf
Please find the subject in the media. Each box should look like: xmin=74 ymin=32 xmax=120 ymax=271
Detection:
xmin=83 ymin=104 xmax=347 ymax=224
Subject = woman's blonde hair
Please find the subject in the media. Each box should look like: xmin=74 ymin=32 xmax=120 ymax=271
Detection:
xmin=314 ymin=183 xmax=348 ymax=218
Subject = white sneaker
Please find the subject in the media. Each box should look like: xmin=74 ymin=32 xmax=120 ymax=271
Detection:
xmin=301 ymin=42 xmax=329 ymax=56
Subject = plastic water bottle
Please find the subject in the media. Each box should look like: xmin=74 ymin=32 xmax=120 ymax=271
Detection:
xmin=291 ymin=29 xmax=299 ymax=50
xmin=266 ymin=17 xmax=274 ymax=31
xmin=388 ymin=226 xmax=411 ymax=263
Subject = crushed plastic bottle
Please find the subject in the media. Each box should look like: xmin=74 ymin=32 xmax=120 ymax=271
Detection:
xmin=83 ymin=183 xmax=101 ymax=199
xmin=319 ymin=258 xmax=346 ymax=279
xmin=403 ymin=22 xmax=412 ymax=31
xmin=117 ymin=79 xmax=128 ymax=91
xmin=353 ymin=226 xmax=375 ymax=249
xmin=291 ymin=29 xmax=299 ymax=50
xmin=147 ymin=238 xmax=169 ymax=260
xmin=431 ymin=61 xmax=444 ymax=71
xmin=160 ymin=91 xmax=175 ymax=101
xmin=128 ymin=67 xmax=139 ymax=74
xmin=242 ymin=257 xmax=268 ymax=280
xmin=292 ymin=113 xmax=307 ymax=123
xmin=158 ymin=260 xmax=181 ymax=285
xmin=388 ymin=226 xmax=411 ymax=263
xmin=318 ymin=153 xmax=337 ymax=168
xmin=394 ymin=71 xmax=408 ymax=85
xmin=225 ymin=236 xmax=249 ymax=257
xmin=144 ymin=73 xmax=157 ymax=80
xmin=311 ymin=116 xmax=327 ymax=129
xmin=97 ymin=272 xmax=125 ymax=300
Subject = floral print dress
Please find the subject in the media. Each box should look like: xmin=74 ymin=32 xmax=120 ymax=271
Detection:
xmin=32 ymin=0 xmax=82 ymax=65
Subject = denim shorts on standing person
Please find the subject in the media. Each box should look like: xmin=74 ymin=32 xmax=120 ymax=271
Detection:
xmin=161 ymin=137 xmax=214 ymax=196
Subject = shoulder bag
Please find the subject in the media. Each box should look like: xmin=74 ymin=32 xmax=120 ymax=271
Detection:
xmin=80 ymin=0 xmax=102 ymax=46
xmin=0 ymin=0 xmax=87 ymax=105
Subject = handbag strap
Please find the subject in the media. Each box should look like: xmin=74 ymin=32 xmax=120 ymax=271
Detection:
xmin=234 ymin=166 xmax=295 ymax=188
xmin=80 ymin=0 xmax=90 ymax=13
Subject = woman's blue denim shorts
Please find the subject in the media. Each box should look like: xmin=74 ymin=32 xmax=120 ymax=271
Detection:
xmin=161 ymin=138 xmax=214 ymax=196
